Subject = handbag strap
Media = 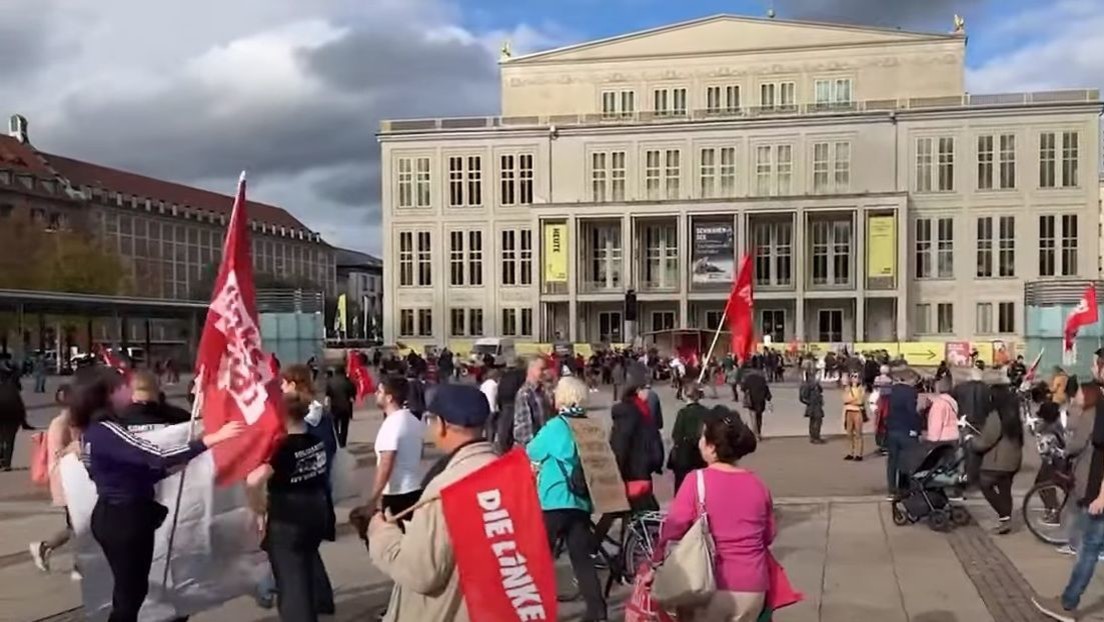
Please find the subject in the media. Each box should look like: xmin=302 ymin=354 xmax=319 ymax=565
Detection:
xmin=695 ymin=469 xmax=707 ymax=516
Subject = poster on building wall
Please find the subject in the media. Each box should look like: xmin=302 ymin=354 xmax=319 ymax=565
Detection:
xmin=866 ymin=215 xmax=896 ymax=281
xmin=691 ymin=222 xmax=735 ymax=284
xmin=544 ymin=224 xmax=568 ymax=283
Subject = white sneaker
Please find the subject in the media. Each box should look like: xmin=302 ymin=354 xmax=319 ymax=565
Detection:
xmin=29 ymin=542 xmax=49 ymax=573
xmin=70 ymin=569 xmax=82 ymax=582
xmin=1056 ymin=544 xmax=1076 ymax=556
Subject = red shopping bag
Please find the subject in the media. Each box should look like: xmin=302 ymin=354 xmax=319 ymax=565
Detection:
xmin=28 ymin=432 xmax=48 ymax=487
xmin=624 ymin=564 xmax=677 ymax=622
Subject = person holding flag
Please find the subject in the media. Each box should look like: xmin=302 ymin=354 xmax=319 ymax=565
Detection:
xmin=70 ymin=365 xmax=243 ymax=622
xmin=366 ymin=384 xmax=500 ymax=621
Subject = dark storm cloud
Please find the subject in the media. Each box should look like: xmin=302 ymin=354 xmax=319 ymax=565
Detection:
xmin=778 ymin=0 xmax=985 ymax=30
xmin=312 ymin=166 xmax=382 ymax=212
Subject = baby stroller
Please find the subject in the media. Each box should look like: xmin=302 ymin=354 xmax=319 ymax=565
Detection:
xmin=891 ymin=441 xmax=971 ymax=532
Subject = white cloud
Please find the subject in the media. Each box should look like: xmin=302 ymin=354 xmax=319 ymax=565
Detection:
xmin=967 ymin=0 xmax=1104 ymax=93
xmin=0 ymin=0 xmax=566 ymax=256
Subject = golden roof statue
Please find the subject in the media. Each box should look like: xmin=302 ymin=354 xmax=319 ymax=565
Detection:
xmin=500 ymin=40 xmax=513 ymax=60
xmin=953 ymin=14 xmax=966 ymax=34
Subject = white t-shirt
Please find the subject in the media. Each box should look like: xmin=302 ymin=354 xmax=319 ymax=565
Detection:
xmin=374 ymin=408 xmax=425 ymax=495
xmin=480 ymin=379 xmax=498 ymax=413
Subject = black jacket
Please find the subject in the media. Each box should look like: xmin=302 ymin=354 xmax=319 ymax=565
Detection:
xmin=326 ymin=375 xmax=356 ymax=418
xmin=610 ymin=401 xmax=656 ymax=482
xmin=952 ymin=380 xmax=992 ymax=428
xmin=0 ymin=378 xmax=26 ymax=427
xmin=741 ymin=372 xmax=772 ymax=410
xmin=668 ymin=402 xmax=710 ymax=474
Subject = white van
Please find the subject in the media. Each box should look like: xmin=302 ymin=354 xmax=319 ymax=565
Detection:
xmin=470 ymin=337 xmax=516 ymax=367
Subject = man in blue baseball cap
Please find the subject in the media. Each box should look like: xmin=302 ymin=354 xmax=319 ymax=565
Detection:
xmin=367 ymin=384 xmax=498 ymax=621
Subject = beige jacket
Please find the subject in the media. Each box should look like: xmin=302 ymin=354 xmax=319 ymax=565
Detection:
xmin=45 ymin=412 xmax=76 ymax=507
xmin=368 ymin=441 xmax=498 ymax=622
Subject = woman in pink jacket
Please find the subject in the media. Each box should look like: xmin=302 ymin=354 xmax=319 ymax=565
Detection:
xmin=926 ymin=386 xmax=960 ymax=443
xmin=29 ymin=385 xmax=80 ymax=579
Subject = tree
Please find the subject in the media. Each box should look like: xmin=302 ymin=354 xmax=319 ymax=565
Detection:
xmin=0 ymin=212 xmax=128 ymax=295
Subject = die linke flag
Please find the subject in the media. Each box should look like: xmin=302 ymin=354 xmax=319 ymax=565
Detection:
xmin=346 ymin=350 xmax=375 ymax=404
xmin=194 ymin=172 xmax=285 ymax=485
xmin=440 ymin=448 xmax=558 ymax=622
xmin=1064 ymin=284 xmax=1099 ymax=353
xmin=724 ymin=253 xmax=755 ymax=363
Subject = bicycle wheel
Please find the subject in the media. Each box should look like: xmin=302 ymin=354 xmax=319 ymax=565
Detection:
xmin=1022 ymin=481 xmax=1070 ymax=546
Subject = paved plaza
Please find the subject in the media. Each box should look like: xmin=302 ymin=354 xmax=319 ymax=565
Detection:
xmin=1 ymin=376 xmax=1102 ymax=621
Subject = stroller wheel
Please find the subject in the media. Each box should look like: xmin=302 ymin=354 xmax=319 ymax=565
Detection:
xmin=950 ymin=505 xmax=972 ymax=527
xmin=928 ymin=509 xmax=951 ymax=532
xmin=891 ymin=504 xmax=910 ymax=526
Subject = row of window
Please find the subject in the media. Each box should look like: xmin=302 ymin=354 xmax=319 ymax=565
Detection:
xmin=914 ymin=302 xmax=1017 ymax=336
xmin=915 ymin=214 xmax=1079 ymax=279
xmin=398 ymin=229 xmax=533 ymax=288
xmin=398 ymin=307 xmax=534 ymax=338
xmin=599 ymin=77 xmax=853 ymax=118
xmin=915 ymin=131 xmax=1080 ymax=192
xmin=396 ymin=130 xmax=1082 ymax=210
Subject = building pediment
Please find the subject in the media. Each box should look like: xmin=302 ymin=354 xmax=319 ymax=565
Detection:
xmin=506 ymin=14 xmax=960 ymax=64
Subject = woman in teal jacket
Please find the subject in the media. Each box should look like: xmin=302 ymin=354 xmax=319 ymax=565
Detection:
xmin=526 ymin=376 xmax=607 ymax=622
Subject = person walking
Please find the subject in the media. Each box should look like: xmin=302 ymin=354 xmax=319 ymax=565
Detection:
xmin=1034 ymin=381 xmax=1104 ymax=621
xmin=362 ymin=377 xmax=425 ymax=520
xmin=655 ymin=412 xmax=775 ymax=622
xmin=33 ymin=353 xmax=48 ymax=394
xmin=925 ymin=384 xmax=960 ymax=443
xmin=479 ymin=367 xmax=500 ymax=442
xmin=526 ymin=377 xmax=607 ymax=622
xmin=885 ymin=375 xmax=923 ymax=500
xmin=366 ymin=384 xmax=497 ymax=621
xmin=968 ymin=380 xmax=1023 ymax=535
xmin=513 ymin=358 xmax=551 ymax=448
xmin=492 ymin=362 xmax=526 ymax=453
xmin=72 ymin=366 xmax=242 ymax=622
xmin=325 ymin=366 xmax=356 ymax=448
xmin=29 ymin=384 xmax=80 ymax=579
xmin=726 ymin=359 xmax=741 ymax=403
xmin=0 ymin=363 xmax=30 ymax=471
xmin=668 ymin=383 xmax=711 ymax=493
xmin=246 ymin=394 xmax=336 ymax=622
xmin=799 ymin=371 xmax=826 ymax=445
xmin=740 ymin=368 xmax=772 ymax=439
xmin=842 ymin=374 xmax=867 ymax=460
xmin=610 ymin=356 xmax=626 ymax=402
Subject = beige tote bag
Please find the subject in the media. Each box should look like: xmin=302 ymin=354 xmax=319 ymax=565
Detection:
xmin=652 ymin=469 xmax=716 ymax=607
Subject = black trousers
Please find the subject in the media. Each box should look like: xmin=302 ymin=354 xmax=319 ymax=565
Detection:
xmin=333 ymin=415 xmax=351 ymax=448
xmin=750 ymin=408 xmax=764 ymax=437
xmin=0 ymin=423 xmax=17 ymax=468
xmin=382 ymin=489 xmax=422 ymax=526
xmin=545 ymin=509 xmax=606 ymax=621
xmin=808 ymin=415 xmax=823 ymax=441
xmin=1035 ymin=461 xmax=1060 ymax=510
xmin=91 ymin=498 xmax=166 ymax=622
xmin=979 ymin=470 xmax=1015 ymax=520
xmin=266 ymin=521 xmax=330 ymax=622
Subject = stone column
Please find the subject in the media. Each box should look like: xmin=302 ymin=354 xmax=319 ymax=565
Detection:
xmin=855 ymin=209 xmax=866 ymax=343
xmin=794 ymin=210 xmax=806 ymax=341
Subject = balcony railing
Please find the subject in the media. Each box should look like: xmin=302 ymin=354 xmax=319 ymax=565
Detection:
xmin=380 ymin=90 xmax=1100 ymax=133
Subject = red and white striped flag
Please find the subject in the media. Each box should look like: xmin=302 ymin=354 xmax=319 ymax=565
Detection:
xmin=195 ymin=173 xmax=284 ymax=485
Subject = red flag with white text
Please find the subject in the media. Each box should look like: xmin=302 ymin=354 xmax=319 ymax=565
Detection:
xmin=1064 ymin=285 xmax=1099 ymax=353
xmin=439 ymin=448 xmax=558 ymax=622
xmin=346 ymin=350 xmax=374 ymax=404
xmin=195 ymin=173 xmax=284 ymax=485
xmin=724 ymin=254 xmax=755 ymax=363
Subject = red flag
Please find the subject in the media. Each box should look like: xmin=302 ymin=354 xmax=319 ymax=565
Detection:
xmin=195 ymin=173 xmax=285 ymax=485
xmin=724 ymin=254 xmax=755 ymax=363
xmin=439 ymin=448 xmax=558 ymax=622
xmin=96 ymin=344 xmax=131 ymax=379
xmin=1064 ymin=285 xmax=1099 ymax=353
xmin=346 ymin=350 xmax=374 ymax=404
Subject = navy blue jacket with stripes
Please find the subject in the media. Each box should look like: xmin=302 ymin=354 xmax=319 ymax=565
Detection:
xmin=82 ymin=418 xmax=206 ymax=504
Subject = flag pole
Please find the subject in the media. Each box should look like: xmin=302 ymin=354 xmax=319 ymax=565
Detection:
xmin=697 ymin=306 xmax=729 ymax=384
xmin=162 ymin=367 xmax=205 ymax=589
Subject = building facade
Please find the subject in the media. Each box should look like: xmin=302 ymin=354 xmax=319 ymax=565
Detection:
xmin=336 ymin=248 xmax=384 ymax=339
xmin=2 ymin=115 xmax=336 ymax=345
xmin=379 ymin=15 xmax=1102 ymax=349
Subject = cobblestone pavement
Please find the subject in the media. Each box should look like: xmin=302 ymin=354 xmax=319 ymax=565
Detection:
xmin=0 ymin=379 xmax=1090 ymax=621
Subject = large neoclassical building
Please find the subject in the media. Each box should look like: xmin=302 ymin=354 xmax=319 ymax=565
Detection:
xmin=379 ymin=14 xmax=1101 ymax=349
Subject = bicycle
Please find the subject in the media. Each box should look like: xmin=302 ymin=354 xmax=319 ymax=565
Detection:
xmin=554 ymin=510 xmax=664 ymax=601
xmin=1022 ymin=453 xmax=1073 ymax=546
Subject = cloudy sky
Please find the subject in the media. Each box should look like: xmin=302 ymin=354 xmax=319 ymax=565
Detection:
xmin=1 ymin=0 xmax=1101 ymax=255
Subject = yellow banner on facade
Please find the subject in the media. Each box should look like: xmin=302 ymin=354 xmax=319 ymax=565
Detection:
xmin=867 ymin=215 xmax=896 ymax=279
xmin=898 ymin=341 xmax=943 ymax=365
xmin=543 ymin=224 xmax=568 ymax=283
